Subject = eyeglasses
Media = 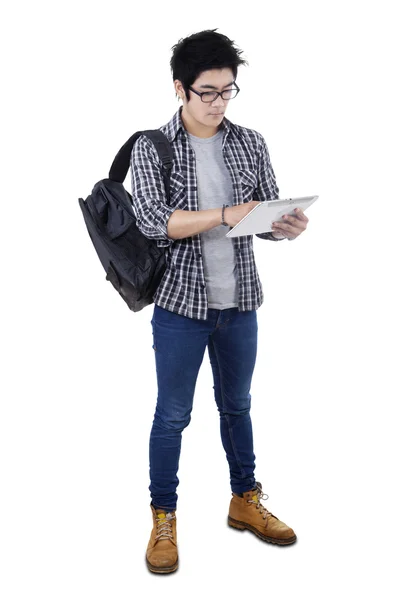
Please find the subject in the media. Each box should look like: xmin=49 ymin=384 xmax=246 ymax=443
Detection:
xmin=188 ymin=82 xmax=240 ymax=103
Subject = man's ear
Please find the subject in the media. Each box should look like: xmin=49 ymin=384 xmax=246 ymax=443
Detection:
xmin=174 ymin=79 xmax=184 ymax=100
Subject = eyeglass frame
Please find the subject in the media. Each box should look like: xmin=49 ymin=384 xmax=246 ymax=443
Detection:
xmin=187 ymin=81 xmax=240 ymax=103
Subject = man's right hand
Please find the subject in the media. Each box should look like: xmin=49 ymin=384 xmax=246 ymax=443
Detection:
xmin=224 ymin=201 xmax=261 ymax=227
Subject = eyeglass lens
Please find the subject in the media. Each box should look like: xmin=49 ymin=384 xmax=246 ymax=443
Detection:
xmin=201 ymin=89 xmax=238 ymax=102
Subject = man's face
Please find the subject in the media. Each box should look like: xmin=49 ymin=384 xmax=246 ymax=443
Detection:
xmin=175 ymin=68 xmax=236 ymax=131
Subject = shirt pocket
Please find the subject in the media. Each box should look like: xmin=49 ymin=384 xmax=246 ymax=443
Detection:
xmin=238 ymin=169 xmax=258 ymax=203
xmin=168 ymin=171 xmax=188 ymax=210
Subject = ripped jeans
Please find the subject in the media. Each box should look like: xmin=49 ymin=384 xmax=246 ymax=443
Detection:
xmin=149 ymin=304 xmax=258 ymax=511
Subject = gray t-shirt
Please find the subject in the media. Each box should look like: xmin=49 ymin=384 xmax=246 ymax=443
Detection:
xmin=187 ymin=129 xmax=239 ymax=310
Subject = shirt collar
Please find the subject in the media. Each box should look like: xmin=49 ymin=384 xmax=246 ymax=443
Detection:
xmin=164 ymin=105 xmax=232 ymax=143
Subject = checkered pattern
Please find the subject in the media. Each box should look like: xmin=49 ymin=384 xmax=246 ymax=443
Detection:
xmin=130 ymin=107 xmax=283 ymax=320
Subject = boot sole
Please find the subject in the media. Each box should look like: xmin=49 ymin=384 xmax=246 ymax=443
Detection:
xmin=228 ymin=516 xmax=297 ymax=545
xmin=146 ymin=556 xmax=179 ymax=574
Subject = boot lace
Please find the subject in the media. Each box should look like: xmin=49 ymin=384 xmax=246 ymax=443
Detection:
xmin=155 ymin=512 xmax=175 ymax=542
xmin=247 ymin=482 xmax=273 ymax=521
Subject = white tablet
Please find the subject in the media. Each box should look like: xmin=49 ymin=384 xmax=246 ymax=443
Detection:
xmin=225 ymin=195 xmax=318 ymax=238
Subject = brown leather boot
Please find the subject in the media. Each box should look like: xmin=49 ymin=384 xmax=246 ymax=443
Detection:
xmin=146 ymin=504 xmax=179 ymax=574
xmin=228 ymin=481 xmax=297 ymax=545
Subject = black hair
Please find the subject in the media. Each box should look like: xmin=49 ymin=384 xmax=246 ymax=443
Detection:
xmin=170 ymin=29 xmax=248 ymax=101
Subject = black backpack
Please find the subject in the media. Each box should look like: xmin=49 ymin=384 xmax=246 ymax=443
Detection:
xmin=78 ymin=130 xmax=174 ymax=312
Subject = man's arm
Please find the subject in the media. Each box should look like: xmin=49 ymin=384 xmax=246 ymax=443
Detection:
xmin=167 ymin=208 xmax=222 ymax=239
xmin=131 ymin=136 xmax=222 ymax=243
xmin=130 ymin=135 xmax=176 ymax=248
xmin=253 ymin=134 xmax=286 ymax=241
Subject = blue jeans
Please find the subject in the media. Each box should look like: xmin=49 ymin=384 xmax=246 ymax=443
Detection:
xmin=149 ymin=304 xmax=258 ymax=511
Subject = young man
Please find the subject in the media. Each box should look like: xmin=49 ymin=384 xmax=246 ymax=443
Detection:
xmin=130 ymin=29 xmax=309 ymax=574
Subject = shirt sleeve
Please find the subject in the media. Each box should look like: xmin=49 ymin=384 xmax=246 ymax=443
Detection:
xmin=253 ymin=133 xmax=286 ymax=242
xmin=130 ymin=134 xmax=176 ymax=248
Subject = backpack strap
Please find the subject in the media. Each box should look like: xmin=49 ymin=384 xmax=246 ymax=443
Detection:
xmin=108 ymin=130 xmax=174 ymax=199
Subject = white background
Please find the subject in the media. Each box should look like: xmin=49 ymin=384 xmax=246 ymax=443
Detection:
xmin=1 ymin=0 xmax=399 ymax=598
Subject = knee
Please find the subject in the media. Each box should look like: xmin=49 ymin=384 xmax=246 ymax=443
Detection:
xmin=219 ymin=396 xmax=251 ymax=418
xmin=153 ymin=409 xmax=192 ymax=433
xmin=220 ymin=406 xmax=250 ymax=418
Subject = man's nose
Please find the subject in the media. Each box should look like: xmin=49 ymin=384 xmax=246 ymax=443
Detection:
xmin=212 ymin=94 xmax=225 ymax=108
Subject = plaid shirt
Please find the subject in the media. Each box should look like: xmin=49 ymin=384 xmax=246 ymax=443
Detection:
xmin=130 ymin=106 xmax=284 ymax=321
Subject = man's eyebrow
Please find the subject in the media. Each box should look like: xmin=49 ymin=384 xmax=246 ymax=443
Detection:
xmin=198 ymin=80 xmax=235 ymax=90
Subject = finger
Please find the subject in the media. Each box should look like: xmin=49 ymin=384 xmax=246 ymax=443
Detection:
xmin=294 ymin=208 xmax=309 ymax=222
xmin=273 ymin=222 xmax=304 ymax=236
xmin=278 ymin=214 xmax=307 ymax=229
xmin=279 ymin=213 xmax=300 ymax=224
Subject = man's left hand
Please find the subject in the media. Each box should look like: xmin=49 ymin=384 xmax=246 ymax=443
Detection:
xmin=272 ymin=207 xmax=309 ymax=240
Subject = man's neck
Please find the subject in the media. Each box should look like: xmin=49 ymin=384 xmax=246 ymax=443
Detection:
xmin=180 ymin=108 xmax=220 ymax=138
